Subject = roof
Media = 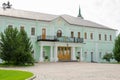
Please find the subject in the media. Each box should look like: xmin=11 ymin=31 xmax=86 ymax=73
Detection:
xmin=0 ymin=7 xmax=115 ymax=30
xmin=60 ymin=15 xmax=114 ymax=30
xmin=0 ymin=8 xmax=58 ymax=21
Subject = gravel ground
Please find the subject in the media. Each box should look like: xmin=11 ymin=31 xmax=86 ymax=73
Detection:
xmin=0 ymin=62 xmax=120 ymax=80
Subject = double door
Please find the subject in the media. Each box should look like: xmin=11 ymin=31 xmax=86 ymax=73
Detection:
xmin=58 ymin=47 xmax=71 ymax=61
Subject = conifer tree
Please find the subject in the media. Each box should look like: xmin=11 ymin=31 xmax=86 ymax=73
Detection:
xmin=0 ymin=27 xmax=34 ymax=65
xmin=113 ymin=34 xmax=120 ymax=62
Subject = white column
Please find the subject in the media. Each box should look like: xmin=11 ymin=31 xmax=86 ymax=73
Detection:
xmin=40 ymin=45 xmax=44 ymax=62
xmin=80 ymin=48 xmax=83 ymax=61
xmin=71 ymin=47 xmax=76 ymax=60
xmin=54 ymin=45 xmax=58 ymax=62
xmin=50 ymin=46 xmax=53 ymax=62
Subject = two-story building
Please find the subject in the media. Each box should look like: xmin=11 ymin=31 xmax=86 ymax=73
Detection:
xmin=0 ymin=7 xmax=116 ymax=63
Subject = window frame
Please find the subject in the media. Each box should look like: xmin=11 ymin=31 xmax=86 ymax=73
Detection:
xmin=105 ymin=34 xmax=107 ymax=41
xmin=71 ymin=31 xmax=74 ymax=38
xmin=90 ymin=33 xmax=93 ymax=40
xmin=31 ymin=27 xmax=35 ymax=35
xmin=99 ymin=34 xmax=101 ymax=40
xmin=57 ymin=30 xmax=62 ymax=37
xmin=84 ymin=32 xmax=87 ymax=39
xmin=20 ymin=26 xmax=24 ymax=31
xmin=78 ymin=32 xmax=80 ymax=38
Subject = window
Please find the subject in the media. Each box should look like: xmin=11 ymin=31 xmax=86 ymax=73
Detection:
xmin=99 ymin=34 xmax=101 ymax=40
xmin=110 ymin=35 xmax=112 ymax=41
xmin=84 ymin=32 xmax=87 ymax=39
xmin=78 ymin=32 xmax=80 ymax=38
xmin=71 ymin=31 xmax=74 ymax=38
xmin=20 ymin=26 xmax=24 ymax=31
xmin=57 ymin=30 xmax=62 ymax=37
xmin=105 ymin=34 xmax=107 ymax=41
xmin=8 ymin=25 xmax=13 ymax=28
xmin=42 ymin=28 xmax=46 ymax=39
xmin=31 ymin=27 xmax=35 ymax=35
xmin=90 ymin=33 xmax=93 ymax=39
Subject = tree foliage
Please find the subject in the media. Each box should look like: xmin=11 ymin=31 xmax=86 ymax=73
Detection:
xmin=0 ymin=27 xmax=34 ymax=65
xmin=113 ymin=34 xmax=120 ymax=62
xmin=103 ymin=53 xmax=113 ymax=62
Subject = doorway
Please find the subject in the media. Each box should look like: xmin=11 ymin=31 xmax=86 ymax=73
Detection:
xmin=58 ymin=47 xmax=71 ymax=61
xmin=42 ymin=28 xmax=46 ymax=39
xmin=91 ymin=52 xmax=93 ymax=62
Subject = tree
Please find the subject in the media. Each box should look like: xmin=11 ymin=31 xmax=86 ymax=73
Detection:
xmin=113 ymin=34 xmax=120 ymax=62
xmin=0 ymin=27 xmax=19 ymax=64
xmin=18 ymin=29 xmax=34 ymax=65
xmin=103 ymin=53 xmax=113 ymax=62
xmin=0 ymin=27 xmax=34 ymax=65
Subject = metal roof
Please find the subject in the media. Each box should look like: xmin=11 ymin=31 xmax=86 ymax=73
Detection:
xmin=0 ymin=8 xmax=115 ymax=30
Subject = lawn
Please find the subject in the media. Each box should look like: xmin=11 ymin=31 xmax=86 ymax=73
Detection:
xmin=0 ymin=69 xmax=33 ymax=80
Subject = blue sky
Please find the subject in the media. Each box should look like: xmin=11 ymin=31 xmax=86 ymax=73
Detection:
xmin=0 ymin=0 xmax=120 ymax=33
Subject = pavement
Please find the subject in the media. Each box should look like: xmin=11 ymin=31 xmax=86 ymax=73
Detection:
xmin=0 ymin=62 xmax=120 ymax=80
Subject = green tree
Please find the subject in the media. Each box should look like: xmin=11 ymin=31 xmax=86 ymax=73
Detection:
xmin=103 ymin=53 xmax=113 ymax=62
xmin=0 ymin=27 xmax=19 ymax=64
xmin=0 ymin=27 xmax=34 ymax=65
xmin=113 ymin=34 xmax=120 ymax=62
xmin=18 ymin=29 xmax=34 ymax=65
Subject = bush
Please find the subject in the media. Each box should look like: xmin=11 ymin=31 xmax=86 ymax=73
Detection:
xmin=45 ymin=56 xmax=48 ymax=60
xmin=76 ymin=56 xmax=80 ymax=59
xmin=103 ymin=53 xmax=113 ymax=62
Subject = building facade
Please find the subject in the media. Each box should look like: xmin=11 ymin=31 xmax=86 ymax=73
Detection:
xmin=0 ymin=8 xmax=116 ymax=63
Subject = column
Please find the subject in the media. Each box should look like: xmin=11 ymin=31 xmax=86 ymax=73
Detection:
xmin=80 ymin=48 xmax=83 ymax=61
xmin=54 ymin=45 xmax=58 ymax=62
xmin=71 ymin=47 xmax=76 ymax=60
xmin=50 ymin=46 xmax=53 ymax=62
xmin=40 ymin=45 xmax=44 ymax=62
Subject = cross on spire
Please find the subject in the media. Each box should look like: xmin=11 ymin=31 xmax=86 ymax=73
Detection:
xmin=78 ymin=5 xmax=83 ymax=19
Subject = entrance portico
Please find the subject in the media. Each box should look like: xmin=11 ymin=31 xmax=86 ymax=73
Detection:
xmin=38 ymin=41 xmax=83 ymax=62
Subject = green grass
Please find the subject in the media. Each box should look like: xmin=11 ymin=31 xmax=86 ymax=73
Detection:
xmin=0 ymin=69 xmax=33 ymax=80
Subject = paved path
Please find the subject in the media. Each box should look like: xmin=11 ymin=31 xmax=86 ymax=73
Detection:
xmin=0 ymin=62 xmax=120 ymax=80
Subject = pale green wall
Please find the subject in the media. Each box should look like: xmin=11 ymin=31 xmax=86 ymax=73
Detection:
xmin=0 ymin=16 xmax=116 ymax=62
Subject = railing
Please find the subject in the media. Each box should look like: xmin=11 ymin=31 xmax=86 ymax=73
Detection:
xmin=37 ymin=36 xmax=57 ymax=41
xmin=37 ymin=35 xmax=84 ymax=43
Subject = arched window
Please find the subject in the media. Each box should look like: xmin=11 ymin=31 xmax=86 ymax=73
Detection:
xmin=84 ymin=32 xmax=87 ymax=39
xmin=71 ymin=31 xmax=74 ymax=38
xmin=8 ymin=25 xmax=13 ymax=28
xmin=57 ymin=30 xmax=62 ymax=37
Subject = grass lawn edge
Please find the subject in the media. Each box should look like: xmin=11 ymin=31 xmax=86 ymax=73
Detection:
xmin=25 ymin=75 xmax=36 ymax=80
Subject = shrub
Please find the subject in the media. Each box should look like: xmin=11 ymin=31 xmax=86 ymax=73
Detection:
xmin=103 ymin=53 xmax=113 ymax=62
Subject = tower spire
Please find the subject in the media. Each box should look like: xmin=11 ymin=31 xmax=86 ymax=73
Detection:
xmin=78 ymin=5 xmax=83 ymax=19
